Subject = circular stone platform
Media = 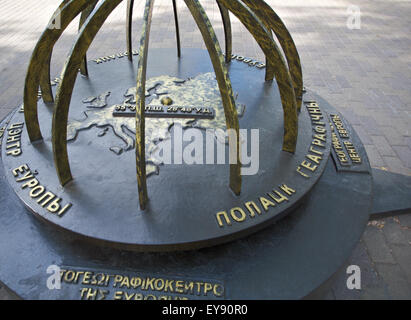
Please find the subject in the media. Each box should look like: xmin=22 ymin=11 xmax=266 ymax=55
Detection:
xmin=1 ymin=49 xmax=331 ymax=251
xmin=0 ymin=49 xmax=372 ymax=299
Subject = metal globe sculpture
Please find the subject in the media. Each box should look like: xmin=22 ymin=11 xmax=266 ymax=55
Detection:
xmin=2 ymin=0 xmax=410 ymax=301
xmin=23 ymin=0 xmax=303 ymax=210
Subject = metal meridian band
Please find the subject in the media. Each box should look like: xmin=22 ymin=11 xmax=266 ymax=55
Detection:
xmin=183 ymin=0 xmax=241 ymax=197
xmin=52 ymin=0 xmax=124 ymax=186
xmin=135 ymin=0 xmax=154 ymax=209
xmin=241 ymin=0 xmax=303 ymax=111
xmin=216 ymin=0 xmax=232 ymax=63
xmin=126 ymin=0 xmax=181 ymax=61
xmin=216 ymin=0 xmax=303 ymax=110
xmin=135 ymin=0 xmax=241 ymax=209
xmin=24 ymin=0 xmax=96 ymax=142
xmin=38 ymin=0 xmax=72 ymax=104
xmin=218 ymin=0 xmax=298 ymax=153
xmin=172 ymin=0 xmax=182 ymax=58
xmin=126 ymin=0 xmax=134 ymax=61
xmin=23 ymin=0 xmax=302 ymax=210
xmin=78 ymin=0 xmax=98 ymax=76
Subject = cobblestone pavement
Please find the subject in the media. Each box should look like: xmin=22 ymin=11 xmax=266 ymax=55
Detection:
xmin=0 ymin=0 xmax=410 ymax=299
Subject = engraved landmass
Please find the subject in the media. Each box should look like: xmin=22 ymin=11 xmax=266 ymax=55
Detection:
xmin=67 ymin=73 xmax=245 ymax=177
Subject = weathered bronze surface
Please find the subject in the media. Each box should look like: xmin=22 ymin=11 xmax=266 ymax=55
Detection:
xmin=39 ymin=49 xmax=54 ymax=104
xmin=24 ymin=0 xmax=303 ymax=209
xmin=24 ymin=0 xmax=96 ymax=142
xmin=216 ymin=1 xmax=232 ymax=63
xmin=126 ymin=0 xmax=134 ymax=61
xmin=3 ymin=0 xmax=410 ymax=302
xmin=242 ymin=0 xmax=303 ymax=111
xmin=79 ymin=1 xmax=98 ymax=76
xmin=183 ymin=0 xmax=241 ymax=196
xmin=218 ymin=0 xmax=298 ymax=153
xmin=52 ymin=0 xmax=124 ymax=186
xmin=135 ymin=0 xmax=155 ymax=209
xmin=172 ymin=0 xmax=181 ymax=58
xmin=3 ymin=48 xmax=332 ymax=251
xmin=126 ymin=0 xmax=181 ymax=60
xmin=38 ymin=0 xmax=72 ymax=104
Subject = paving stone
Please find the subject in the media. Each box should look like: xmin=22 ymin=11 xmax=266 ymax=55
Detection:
xmin=359 ymin=284 xmax=389 ymax=300
xmin=363 ymin=145 xmax=386 ymax=168
xmin=331 ymin=240 xmax=382 ymax=300
xmin=398 ymin=214 xmax=411 ymax=228
xmin=370 ymin=135 xmax=397 ymax=157
xmin=393 ymin=146 xmax=411 ymax=168
xmin=0 ymin=283 xmax=18 ymax=300
xmin=352 ymin=125 xmax=373 ymax=145
xmin=374 ymin=263 xmax=411 ymax=300
xmin=387 ymin=95 xmax=407 ymax=112
xmin=382 ymin=156 xmax=411 ymax=176
xmin=363 ymin=225 xmax=396 ymax=264
xmin=322 ymin=289 xmax=336 ymax=300
xmin=394 ymin=121 xmax=411 ymax=137
xmin=340 ymin=108 xmax=361 ymax=125
xmin=390 ymin=244 xmax=411 ymax=283
xmin=380 ymin=126 xmax=407 ymax=146
xmin=359 ymin=116 xmax=383 ymax=136
xmin=382 ymin=217 xmax=410 ymax=246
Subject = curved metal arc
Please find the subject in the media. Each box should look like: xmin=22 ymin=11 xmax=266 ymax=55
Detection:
xmin=216 ymin=0 xmax=232 ymax=63
xmin=126 ymin=0 xmax=134 ymax=61
xmin=183 ymin=0 xmax=241 ymax=195
xmin=242 ymin=0 xmax=303 ymax=111
xmin=24 ymin=0 xmax=97 ymax=142
xmin=79 ymin=0 xmax=99 ymax=76
xmin=39 ymin=0 xmax=72 ymax=104
xmin=39 ymin=53 xmax=54 ymax=103
xmin=250 ymin=5 xmax=276 ymax=82
xmin=52 ymin=0 xmax=124 ymax=186
xmin=135 ymin=0 xmax=155 ymax=210
xmin=172 ymin=0 xmax=181 ymax=58
xmin=218 ymin=0 xmax=298 ymax=153
xmin=127 ymin=0 xmax=181 ymax=62
xmin=226 ymin=0 xmax=275 ymax=81
xmin=41 ymin=0 xmax=98 ymax=101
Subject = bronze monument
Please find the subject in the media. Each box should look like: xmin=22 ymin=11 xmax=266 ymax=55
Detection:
xmin=0 ymin=0 xmax=410 ymax=300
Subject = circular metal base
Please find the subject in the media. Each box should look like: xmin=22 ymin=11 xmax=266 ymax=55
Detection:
xmin=0 ymin=49 xmax=372 ymax=299
xmin=0 ymin=100 xmax=371 ymax=299
xmin=1 ymin=49 xmax=330 ymax=251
